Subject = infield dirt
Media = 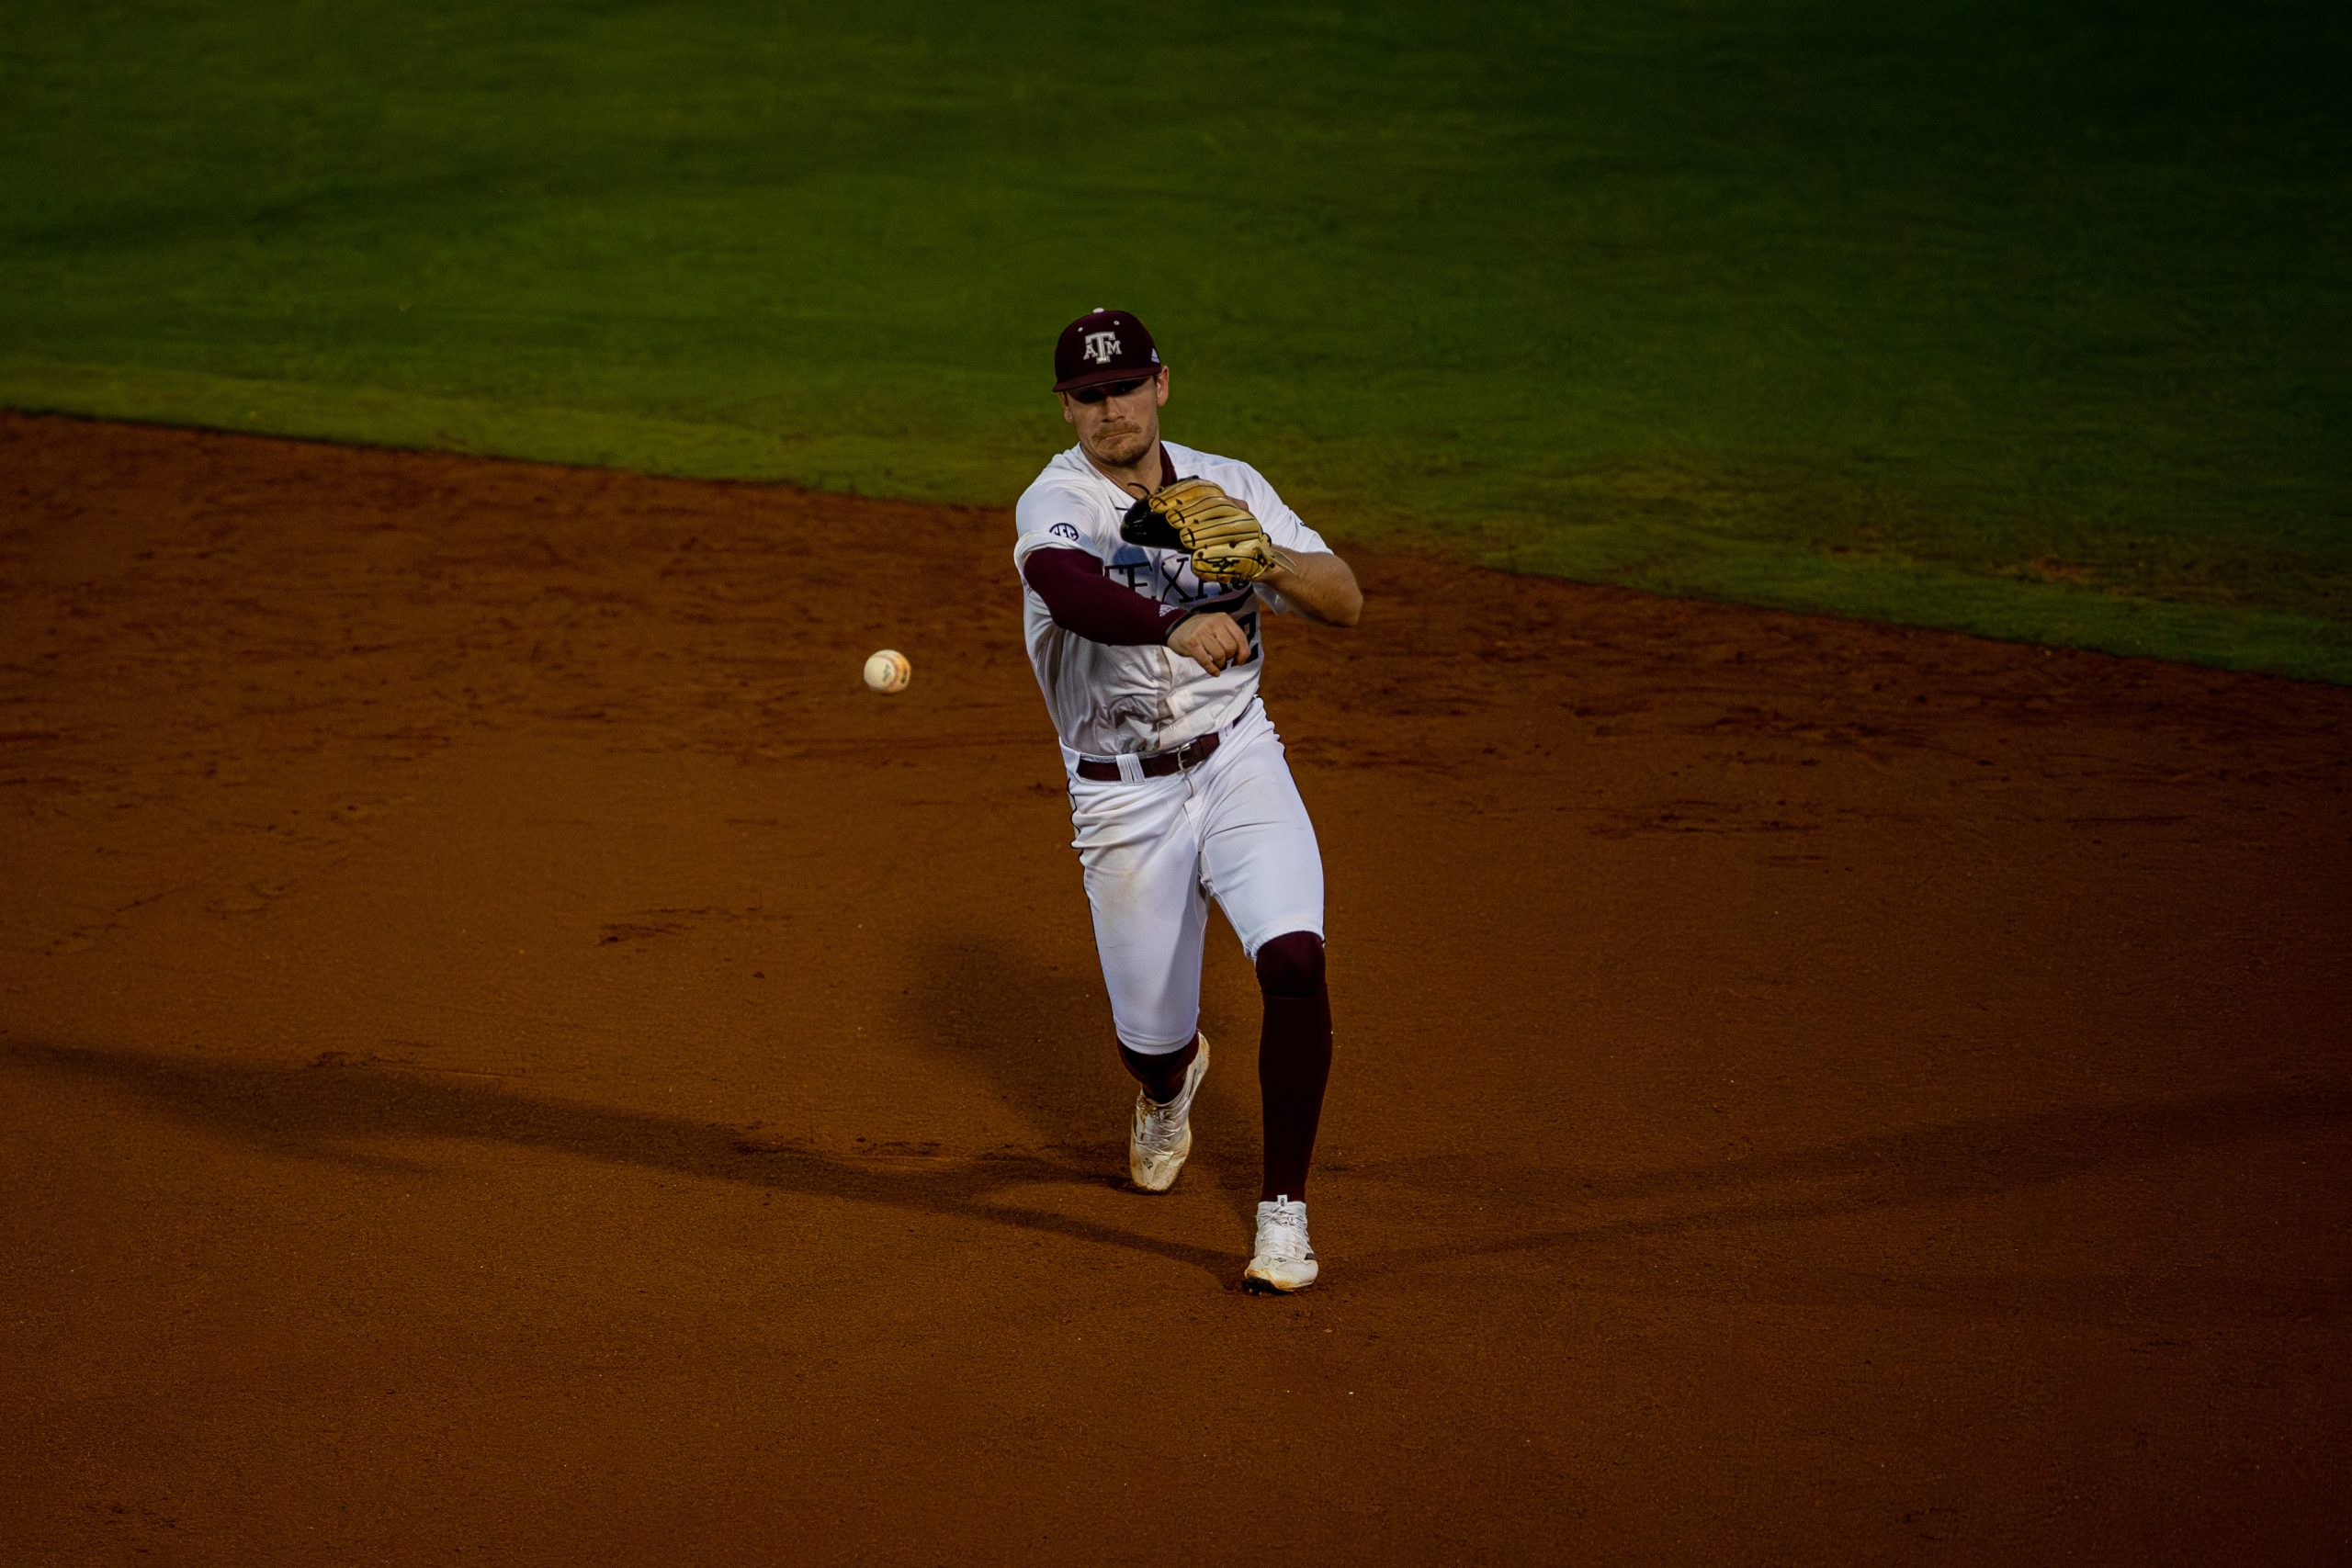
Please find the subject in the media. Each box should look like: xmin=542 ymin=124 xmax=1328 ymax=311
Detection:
xmin=4 ymin=412 xmax=2348 ymax=1564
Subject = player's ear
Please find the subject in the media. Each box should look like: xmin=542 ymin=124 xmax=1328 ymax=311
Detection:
xmin=1058 ymin=392 xmax=1078 ymax=426
xmin=1154 ymin=367 xmax=1170 ymax=407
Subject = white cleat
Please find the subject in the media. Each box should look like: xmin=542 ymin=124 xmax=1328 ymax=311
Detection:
xmin=1129 ymin=1034 xmax=1210 ymax=1192
xmin=1244 ymin=1195 xmax=1319 ymax=1293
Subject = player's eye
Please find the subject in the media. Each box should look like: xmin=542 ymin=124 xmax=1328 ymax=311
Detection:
xmin=1073 ymin=378 xmax=1148 ymax=405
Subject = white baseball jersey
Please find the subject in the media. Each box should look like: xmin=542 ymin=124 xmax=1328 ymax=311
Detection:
xmin=1012 ymin=440 xmax=1330 ymax=761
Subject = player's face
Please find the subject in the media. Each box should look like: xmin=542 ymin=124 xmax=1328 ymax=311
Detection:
xmin=1061 ymin=367 xmax=1170 ymax=469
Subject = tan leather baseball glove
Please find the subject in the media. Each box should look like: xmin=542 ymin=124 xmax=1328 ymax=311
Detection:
xmin=1120 ymin=477 xmax=1285 ymax=587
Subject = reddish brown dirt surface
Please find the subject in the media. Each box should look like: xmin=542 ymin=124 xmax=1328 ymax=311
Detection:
xmin=4 ymin=411 xmax=2349 ymax=1565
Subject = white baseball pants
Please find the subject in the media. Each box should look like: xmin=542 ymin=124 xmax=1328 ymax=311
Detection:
xmin=1067 ymin=701 xmax=1326 ymax=1052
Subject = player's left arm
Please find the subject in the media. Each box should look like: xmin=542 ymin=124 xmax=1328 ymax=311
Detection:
xmin=1260 ymin=549 xmax=1362 ymax=628
xmin=1235 ymin=466 xmax=1362 ymax=628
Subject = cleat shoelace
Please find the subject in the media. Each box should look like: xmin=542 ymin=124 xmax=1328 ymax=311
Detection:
xmin=1136 ymin=1047 xmax=1204 ymax=1162
xmin=1136 ymin=1100 xmax=1186 ymax=1156
xmin=1257 ymin=1201 xmax=1311 ymax=1262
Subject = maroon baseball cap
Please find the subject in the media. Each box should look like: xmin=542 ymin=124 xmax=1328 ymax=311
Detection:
xmin=1052 ymin=308 xmax=1162 ymax=392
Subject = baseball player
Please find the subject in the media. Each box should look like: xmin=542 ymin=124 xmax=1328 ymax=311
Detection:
xmin=1012 ymin=308 xmax=1363 ymax=1292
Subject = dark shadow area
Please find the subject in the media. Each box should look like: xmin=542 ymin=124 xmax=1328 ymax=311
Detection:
xmin=1350 ymin=1079 xmax=2352 ymax=1297
xmin=899 ymin=929 xmax=1117 ymax=1151
xmin=17 ymin=1041 xmax=2346 ymax=1312
xmin=6 ymin=1040 xmax=1239 ymax=1281
xmin=901 ymin=922 xmax=1269 ymax=1226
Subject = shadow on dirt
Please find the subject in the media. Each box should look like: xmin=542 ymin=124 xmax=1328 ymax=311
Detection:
xmin=1348 ymin=1079 xmax=2352 ymax=1297
xmin=6 ymin=1039 xmax=1240 ymax=1281
xmin=899 ymin=923 xmax=1271 ymax=1228
xmin=22 ymin=1040 xmax=2341 ymax=1309
xmin=899 ymin=929 xmax=1114 ymax=1145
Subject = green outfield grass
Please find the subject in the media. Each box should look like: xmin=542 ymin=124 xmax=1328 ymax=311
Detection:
xmin=5 ymin=1 xmax=2346 ymax=678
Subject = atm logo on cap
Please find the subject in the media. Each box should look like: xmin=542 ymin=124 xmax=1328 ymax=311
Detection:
xmin=1081 ymin=331 xmax=1122 ymax=364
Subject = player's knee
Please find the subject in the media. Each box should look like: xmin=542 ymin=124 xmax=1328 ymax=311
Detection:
xmin=1254 ymin=931 xmax=1325 ymax=998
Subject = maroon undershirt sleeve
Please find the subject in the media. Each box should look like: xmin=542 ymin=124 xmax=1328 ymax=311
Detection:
xmin=1022 ymin=547 xmax=1191 ymax=646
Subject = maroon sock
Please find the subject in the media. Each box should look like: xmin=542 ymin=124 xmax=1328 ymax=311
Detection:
xmin=1118 ymin=1033 xmax=1199 ymax=1105
xmin=1254 ymin=931 xmax=1332 ymax=1201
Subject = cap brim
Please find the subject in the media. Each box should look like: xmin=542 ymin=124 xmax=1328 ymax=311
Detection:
xmin=1052 ymin=365 xmax=1159 ymax=394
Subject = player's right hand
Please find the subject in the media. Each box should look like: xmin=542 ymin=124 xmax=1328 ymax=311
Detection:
xmin=1166 ymin=611 xmax=1250 ymax=675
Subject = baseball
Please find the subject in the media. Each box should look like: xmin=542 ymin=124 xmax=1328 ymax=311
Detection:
xmin=863 ymin=649 xmax=911 ymax=694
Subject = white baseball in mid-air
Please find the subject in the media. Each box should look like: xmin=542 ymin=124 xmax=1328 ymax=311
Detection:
xmin=863 ymin=649 xmax=911 ymax=694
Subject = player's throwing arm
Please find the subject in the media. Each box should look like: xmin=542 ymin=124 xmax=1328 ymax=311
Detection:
xmin=1010 ymin=309 xmax=1361 ymax=1293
